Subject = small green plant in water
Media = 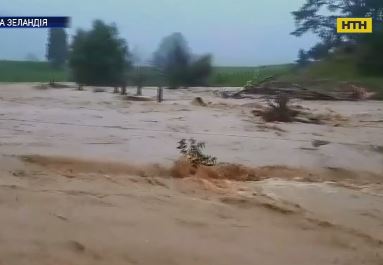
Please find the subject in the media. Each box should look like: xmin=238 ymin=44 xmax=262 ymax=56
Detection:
xmin=177 ymin=138 xmax=217 ymax=168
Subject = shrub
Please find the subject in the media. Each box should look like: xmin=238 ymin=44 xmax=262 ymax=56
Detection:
xmin=177 ymin=139 xmax=217 ymax=168
xmin=262 ymin=94 xmax=298 ymax=122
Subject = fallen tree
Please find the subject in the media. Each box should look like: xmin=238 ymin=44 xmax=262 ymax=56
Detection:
xmin=252 ymin=94 xmax=348 ymax=124
xmin=222 ymin=79 xmax=374 ymax=101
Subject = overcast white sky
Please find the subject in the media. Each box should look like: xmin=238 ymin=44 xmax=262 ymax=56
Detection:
xmin=1 ymin=0 xmax=317 ymax=66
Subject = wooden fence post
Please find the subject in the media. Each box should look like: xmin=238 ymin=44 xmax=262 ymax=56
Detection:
xmin=157 ymin=87 xmax=163 ymax=102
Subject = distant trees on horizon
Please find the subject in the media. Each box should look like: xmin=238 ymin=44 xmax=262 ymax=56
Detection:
xmin=48 ymin=21 xmax=213 ymax=89
xmin=46 ymin=28 xmax=68 ymax=69
xmin=152 ymin=32 xmax=212 ymax=88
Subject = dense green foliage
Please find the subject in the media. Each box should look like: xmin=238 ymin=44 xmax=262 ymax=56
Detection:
xmin=296 ymin=49 xmax=309 ymax=67
xmin=292 ymin=0 xmax=383 ymax=75
xmin=152 ymin=33 xmax=212 ymax=88
xmin=188 ymin=55 xmax=213 ymax=86
xmin=69 ymin=20 xmax=131 ymax=87
xmin=46 ymin=29 xmax=68 ymax=69
xmin=292 ymin=0 xmax=383 ymax=41
xmin=357 ymin=27 xmax=383 ymax=75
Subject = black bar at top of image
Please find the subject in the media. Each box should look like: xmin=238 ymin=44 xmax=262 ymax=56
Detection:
xmin=0 ymin=16 xmax=70 ymax=28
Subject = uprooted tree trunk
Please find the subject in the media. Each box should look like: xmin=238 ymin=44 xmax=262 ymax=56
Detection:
xmin=228 ymin=79 xmax=372 ymax=101
xmin=253 ymin=94 xmax=327 ymax=124
xmin=231 ymin=76 xmax=275 ymax=98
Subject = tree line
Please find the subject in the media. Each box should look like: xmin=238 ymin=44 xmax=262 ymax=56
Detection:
xmin=46 ymin=21 xmax=211 ymax=89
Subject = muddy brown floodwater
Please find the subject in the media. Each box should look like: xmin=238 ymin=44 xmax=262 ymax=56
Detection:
xmin=0 ymin=83 xmax=383 ymax=265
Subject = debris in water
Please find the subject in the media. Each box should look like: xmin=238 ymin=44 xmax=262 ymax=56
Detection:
xmin=191 ymin=97 xmax=207 ymax=106
xmin=312 ymin=140 xmax=330 ymax=148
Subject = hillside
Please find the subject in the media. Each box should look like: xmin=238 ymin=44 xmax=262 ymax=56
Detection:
xmin=279 ymin=54 xmax=383 ymax=99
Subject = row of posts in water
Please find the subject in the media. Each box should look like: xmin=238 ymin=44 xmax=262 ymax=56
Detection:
xmin=112 ymin=86 xmax=163 ymax=102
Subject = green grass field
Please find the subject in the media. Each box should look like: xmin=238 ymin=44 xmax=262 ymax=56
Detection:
xmin=0 ymin=59 xmax=382 ymax=98
xmin=209 ymin=65 xmax=294 ymax=86
xmin=0 ymin=61 xmax=67 ymax=82
xmin=0 ymin=60 xmax=292 ymax=87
